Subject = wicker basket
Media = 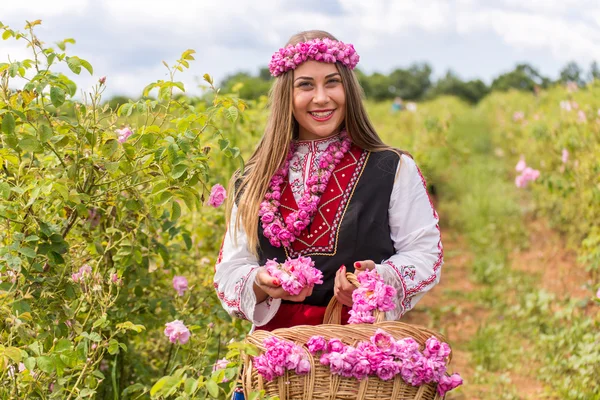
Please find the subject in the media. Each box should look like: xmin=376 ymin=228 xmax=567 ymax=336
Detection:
xmin=242 ymin=273 xmax=451 ymax=400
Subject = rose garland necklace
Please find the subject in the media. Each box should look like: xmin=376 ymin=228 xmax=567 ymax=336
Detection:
xmin=259 ymin=130 xmax=352 ymax=248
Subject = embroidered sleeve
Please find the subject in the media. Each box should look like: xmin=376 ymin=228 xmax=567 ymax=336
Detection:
xmin=213 ymin=203 xmax=281 ymax=326
xmin=376 ymin=154 xmax=444 ymax=321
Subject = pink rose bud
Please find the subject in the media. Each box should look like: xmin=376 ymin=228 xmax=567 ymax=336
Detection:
xmin=172 ymin=276 xmax=189 ymax=296
xmin=99 ymin=76 xmax=106 ymax=85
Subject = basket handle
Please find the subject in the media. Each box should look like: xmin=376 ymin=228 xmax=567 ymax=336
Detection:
xmin=322 ymin=271 xmax=386 ymax=325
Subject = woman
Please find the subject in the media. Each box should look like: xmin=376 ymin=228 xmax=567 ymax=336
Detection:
xmin=214 ymin=30 xmax=443 ymax=333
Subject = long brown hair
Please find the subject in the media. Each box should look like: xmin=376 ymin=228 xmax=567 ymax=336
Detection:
xmin=226 ymin=30 xmax=408 ymax=253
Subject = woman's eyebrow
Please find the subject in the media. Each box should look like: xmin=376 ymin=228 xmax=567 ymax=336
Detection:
xmin=294 ymin=72 xmax=341 ymax=82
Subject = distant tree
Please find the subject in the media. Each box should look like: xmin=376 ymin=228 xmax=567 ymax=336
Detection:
xmin=388 ymin=62 xmax=433 ymax=100
xmin=588 ymin=61 xmax=600 ymax=82
xmin=219 ymin=72 xmax=271 ymax=100
xmin=105 ymin=95 xmax=129 ymax=111
xmin=353 ymin=68 xmax=372 ymax=98
xmin=491 ymin=63 xmax=551 ymax=92
xmin=258 ymin=67 xmax=273 ymax=81
xmin=559 ymin=61 xmax=586 ymax=86
xmin=364 ymin=72 xmax=394 ymax=101
xmin=429 ymin=70 xmax=489 ymax=104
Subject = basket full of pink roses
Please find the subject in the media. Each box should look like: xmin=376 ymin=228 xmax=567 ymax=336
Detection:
xmin=242 ymin=268 xmax=462 ymax=400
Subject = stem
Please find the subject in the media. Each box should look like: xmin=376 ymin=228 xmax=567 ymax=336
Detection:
xmin=111 ymin=352 xmax=118 ymax=400
xmin=162 ymin=343 xmax=174 ymax=376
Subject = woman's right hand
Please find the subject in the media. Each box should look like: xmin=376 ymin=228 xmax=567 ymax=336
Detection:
xmin=253 ymin=266 xmax=314 ymax=303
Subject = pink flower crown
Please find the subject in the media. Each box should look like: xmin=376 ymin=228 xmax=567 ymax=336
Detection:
xmin=268 ymin=37 xmax=360 ymax=77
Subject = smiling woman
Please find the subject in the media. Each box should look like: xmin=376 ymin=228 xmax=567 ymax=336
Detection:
xmin=292 ymin=62 xmax=346 ymax=140
xmin=214 ymin=29 xmax=444 ymax=398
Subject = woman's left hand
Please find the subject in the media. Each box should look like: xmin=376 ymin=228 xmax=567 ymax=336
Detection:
xmin=334 ymin=260 xmax=376 ymax=307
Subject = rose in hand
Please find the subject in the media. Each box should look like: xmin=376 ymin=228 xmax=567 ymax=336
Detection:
xmin=254 ymin=256 xmax=323 ymax=302
xmin=333 ymin=260 xmax=376 ymax=307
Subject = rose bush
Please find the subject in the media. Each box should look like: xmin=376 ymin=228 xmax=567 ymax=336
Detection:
xmin=0 ymin=20 xmax=264 ymax=399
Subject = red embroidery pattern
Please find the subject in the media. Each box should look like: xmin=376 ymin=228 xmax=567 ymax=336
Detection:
xmin=214 ymin=231 xmax=259 ymax=320
xmin=383 ymin=260 xmax=407 ymax=315
xmin=279 ymin=146 xmax=368 ymax=257
xmin=404 ymin=164 xmax=444 ymax=300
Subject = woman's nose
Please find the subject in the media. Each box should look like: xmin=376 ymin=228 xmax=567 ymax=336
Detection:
xmin=313 ymin=85 xmax=329 ymax=105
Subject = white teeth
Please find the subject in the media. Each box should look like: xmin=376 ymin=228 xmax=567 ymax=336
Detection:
xmin=310 ymin=110 xmax=333 ymax=118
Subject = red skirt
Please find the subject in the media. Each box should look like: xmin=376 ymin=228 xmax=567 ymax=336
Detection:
xmin=257 ymin=303 xmax=351 ymax=331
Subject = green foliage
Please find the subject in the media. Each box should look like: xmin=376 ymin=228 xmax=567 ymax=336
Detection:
xmin=0 ymin=20 xmax=253 ymax=399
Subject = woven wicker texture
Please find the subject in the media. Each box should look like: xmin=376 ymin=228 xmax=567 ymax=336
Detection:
xmin=242 ymin=273 xmax=450 ymax=400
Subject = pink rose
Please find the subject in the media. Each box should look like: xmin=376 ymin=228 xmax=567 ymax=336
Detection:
xmin=208 ymin=184 xmax=227 ymax=207
xmin=295 ymin=358 xmax=310 ymax=374
xmin=561 ymin=148 xmax=569 ymax=164
xmin=261 ymin=212 xmax=275 ymax=224
xmin=328 ymin=338 xmax=346 ymax=353
xmin=116 ymin=127 xmax=133 ymax=143
xmin=437 ymin=373 xmax=463 ymax=396
xmin=371 ymin=329 xmax=395 ymax=354
xmin=172 ymin=275 xmax=188 ymax=296
xmin=212 ymin=357 xmax=229 ymax=372
xmin=306 ymin=336 xmax=327 ymax=354
xmin=376 ymin=358 xmax=399 ymax=381
xmin=164 ymin=320 xmax=191 ymax=344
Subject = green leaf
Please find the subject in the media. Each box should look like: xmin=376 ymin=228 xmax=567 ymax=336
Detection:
xmin=184 ymin=378 xmax=198 ymax=395
xmin=28 ymin=341 xmax=42 ymax=356
xmin=101 ymin=139 xmax=119 ymax=157
xmin=79 ymin=58 xmax=93 ymax=75
xmin=18 ymin=247 xmax=36 ymax=258
xmin=50 ymin=86 xmax=66 ymax=108
xmin=66 ymin=57 xmax=82 ymax=74
xmin=182 ymin=233 xmax=192 ymax=250
xmin=150 ymin=376 xmax=169 ymax=396
xmin=205 ymin=380 xmax=219 ymax=398
xmin=36 ymin=355 xmax=55 ymax=373
xmin=19 ymin=136 xmax=42 ymax=153
xmin=24 ymin=357 xmax=36 ymax=371
xmin=1 ymin=112 xmax=15 ymax=134
xmin=171 ymin=201 xmax=181 ymax=221
xmin=156 ymin=191 xmax=173 ymax=207
xmin=0 ymin=182 xmax=10 ymax=200
xmin=2 ymin=30 xmax=13 ymax=40
xmin=121 ymin=383 xmax=145 ymax=397
xmin=4 ymin=347 xmax=22 ymax=362
xmin=115 ymin=321 xmax=146 ymax=333
xmin=55 ymin=339 xmax=72 ymax=353
xmin=39 ymin=124 xmax=53 ymax=142
xmin=226 ymin=106 xmax=239 ymax=123
xmin=171 ymin=164 xmax=187 ymax=179
xmin=108 ymin=339 xmax=120 ymax=355
xmin=218 ymin=138 xmax=230 ymax=151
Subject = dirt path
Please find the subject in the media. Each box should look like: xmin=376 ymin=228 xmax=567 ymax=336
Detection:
xmin=400 ymin=215 xmax=586 ymax=399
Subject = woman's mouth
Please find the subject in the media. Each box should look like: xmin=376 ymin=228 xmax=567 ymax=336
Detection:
xmin=308 ymin=109 xmax=335 ymax=121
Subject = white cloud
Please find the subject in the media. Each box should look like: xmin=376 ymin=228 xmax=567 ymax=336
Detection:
xmin=456 ymin=9 xmax=600 ymax=62
xmin=2 ymin=0 xmax=599 ymax=98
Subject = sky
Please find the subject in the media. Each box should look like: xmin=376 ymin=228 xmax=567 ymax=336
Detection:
xmin=2 ymin=0 xmax=600 ymax=99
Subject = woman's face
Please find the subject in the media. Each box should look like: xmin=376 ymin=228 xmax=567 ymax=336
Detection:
xmin=292 ymin=60 xmax=346 ymax=140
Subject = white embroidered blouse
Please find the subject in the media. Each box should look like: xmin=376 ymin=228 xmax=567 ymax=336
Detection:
xmin=214 ymin=135 xmax=443 ymax=328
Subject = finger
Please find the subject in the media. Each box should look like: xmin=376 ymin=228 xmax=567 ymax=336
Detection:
xmin=354 ymin=260 xmax=376 ymax=271
xmin=334 ymin=268 xmax=342 ymax=290
xmin=256 ymin=269 xmax=280 ymax=288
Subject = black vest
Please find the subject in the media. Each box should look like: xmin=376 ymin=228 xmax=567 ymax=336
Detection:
xmin=254 ymin=146 xmax=400 ymax=306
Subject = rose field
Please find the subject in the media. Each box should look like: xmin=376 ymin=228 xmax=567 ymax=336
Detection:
xmin=0 ymin=21 xmax=599 ymax=400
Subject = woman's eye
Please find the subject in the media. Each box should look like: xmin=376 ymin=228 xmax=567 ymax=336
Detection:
xmin=327 ymin=79 xmax=340 ymax=84
xmin=298 ymin=82 xmax=311 ymax=87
